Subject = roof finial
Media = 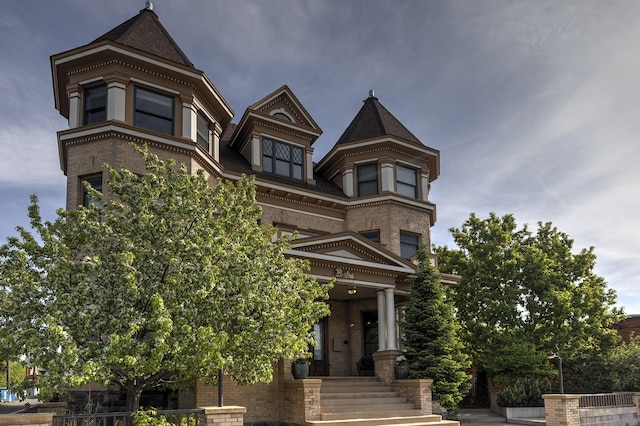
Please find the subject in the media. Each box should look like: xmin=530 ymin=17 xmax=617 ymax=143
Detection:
xmin=368 ymin=89 xmax=375 ymax=98
xmin=145 ymin=0 xmax=153 ymax=10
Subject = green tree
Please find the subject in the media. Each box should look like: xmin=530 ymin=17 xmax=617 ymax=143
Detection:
xmin=0 ymin=361 xmax=25 ymax=388
xmin=403 ymin=246 xmax=471 ymax=413
xmin=0 ymin=145 xmax=331 ymax=412
xmin=435 ymin=213 xmax=623 ymax=385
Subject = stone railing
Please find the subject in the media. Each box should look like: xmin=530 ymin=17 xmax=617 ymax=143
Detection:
xmin=543 ymin=393 xmax=640 ymax=426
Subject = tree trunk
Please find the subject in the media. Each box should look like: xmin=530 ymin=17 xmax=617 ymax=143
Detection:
xmin=125 ymin=379 xmax=145 ymax=413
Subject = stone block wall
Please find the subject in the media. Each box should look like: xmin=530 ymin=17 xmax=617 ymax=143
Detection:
xmin=392 ymin=379 xmax=433 ymax=415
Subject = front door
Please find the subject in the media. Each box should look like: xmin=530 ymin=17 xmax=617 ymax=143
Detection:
xmin=310 ymin=318 xmax=329 ymax=376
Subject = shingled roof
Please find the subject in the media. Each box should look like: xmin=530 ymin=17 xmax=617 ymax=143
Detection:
xmin=92 ymin=6 xmax=194 ymax=68
xmin=336 ymin=93 xmax=422 ymax=145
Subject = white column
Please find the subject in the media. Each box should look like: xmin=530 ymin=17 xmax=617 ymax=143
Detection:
xmin=343 ymin=167 xmax=354 ymax=197
xmin=385 ymin=288 xmax=397 ymax=350
xmin=68 ymin=91 xmax=80 ymax=128
xmin=420 ymin=170 xmax=430 ymax=201
xmin=381 ymin=162 xmax=394 ymax=192
xmin=212 ymin=126 xmax=220 ymax=162
xmin=306 ymin=150 xmax=314 ymax=181
xmin=377 ymin=291 xmax=386 ymax=351
xmin=106 ymin=81 xmax=126 ymax=121
xmin=182 ymin=101 xmax=197 ymax=141
xmin=251 ymin=135 xmax=261 ymax=169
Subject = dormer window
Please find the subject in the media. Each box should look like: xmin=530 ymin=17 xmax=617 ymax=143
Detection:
xmin=262 ymin=137 xmax=303 ymax=180
xmin=357 ymin=163 xmax=378 ymax=196
xmin=396 ymin=164 xmax=418 ymax=198
xmin=197 ymin=111 xmax=211 ymax=152
xmin=83 ymin=84 xmax=106 ymax=125
xmin=134 ymin=86 xmax=174 ymax=135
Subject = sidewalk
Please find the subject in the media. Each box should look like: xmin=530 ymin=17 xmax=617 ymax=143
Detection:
xmin=457 ymin=408 xmax=546 ymax=426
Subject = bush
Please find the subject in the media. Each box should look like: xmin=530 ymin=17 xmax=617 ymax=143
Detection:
xmin=497 ymin=377 xmax=551 ymax=407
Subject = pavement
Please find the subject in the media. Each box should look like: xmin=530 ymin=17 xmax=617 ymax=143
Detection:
xmin=457 ymin=408 xmax=546 ymax=426
xmin=0 ymin=398 xmax=39 ymax=414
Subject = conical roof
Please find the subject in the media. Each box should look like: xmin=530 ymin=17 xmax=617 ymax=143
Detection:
xmin=92 ymin=6 xmax=194 ymax=68
xmin=336 ymin=93 xmax=422 ymax=145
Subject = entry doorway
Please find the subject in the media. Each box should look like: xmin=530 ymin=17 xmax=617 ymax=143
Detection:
xmin=310 ymin=317 xmax=329 ymax=376
xmin=362 ymin=311 xmax=378 ymax=359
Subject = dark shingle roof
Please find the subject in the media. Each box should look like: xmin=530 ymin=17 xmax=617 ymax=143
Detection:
xmin=336 ymin=95 xmax=422 ymax=145
xmin=92 ymin=7 xmax=194 ymax=68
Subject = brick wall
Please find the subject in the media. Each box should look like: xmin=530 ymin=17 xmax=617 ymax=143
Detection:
xmin=543 ymin=394 xmax=580 ymax=426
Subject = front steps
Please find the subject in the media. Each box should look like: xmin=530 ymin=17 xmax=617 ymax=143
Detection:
xmin=306 ymin=377 xmax=459 ymax=426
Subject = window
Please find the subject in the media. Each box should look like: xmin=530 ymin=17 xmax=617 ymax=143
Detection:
xmin=83 ymin=84 xmax=106 ymax=125
xmin=400 ymin=232 xmax=419 ymax=260
xmin=396 ymin=164 xmax=418 ymax=198
xmin=273 ymin=112 xmax=292 ymax=121
xmin=360 ymin=231 xmax=380 ymax=244
xmin=357 ymin=163 xmax=378 ymax=197
xmin=134 ymin=86 xmax=174 ymax=135
xmin=82 ymin=175 xmax=103 ymax=208
xmin=197 ymin=111 xmax=211 ymax=152
xmin=262 ymin=137 xmax=304 ymax=180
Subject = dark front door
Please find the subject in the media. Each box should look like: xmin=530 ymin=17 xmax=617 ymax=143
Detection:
xmin=310 ymin=317 xmax=329 ymax=376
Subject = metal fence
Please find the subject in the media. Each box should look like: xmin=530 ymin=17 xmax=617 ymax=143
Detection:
xmin=578 ymin=392 xmax=635 ymax=408
xmin=52 ymin=408 xmax=203 ymax=426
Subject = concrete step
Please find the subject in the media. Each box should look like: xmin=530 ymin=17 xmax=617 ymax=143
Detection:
xmin=320 ymin=409 xmax=425 ymax=421
xmin=321 ymin=403 xmax=418 ymax=414
xmin=322 ymin=396 xmax=409 ymax=406
xmin=307 ymin=414 xmax=459 ymax=426
xmin=322 ymin=391 xmax=399 ymax=399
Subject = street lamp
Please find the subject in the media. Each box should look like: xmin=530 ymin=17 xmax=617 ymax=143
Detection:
xmin=547 ymin=352 xmax=564 ymax=394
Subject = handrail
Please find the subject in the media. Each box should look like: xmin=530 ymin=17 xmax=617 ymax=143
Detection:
xmin=578 ymin=392 xmax=634 ymax=408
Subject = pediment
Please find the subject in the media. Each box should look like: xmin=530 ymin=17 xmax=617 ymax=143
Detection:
xmin=248 ymin=85 xmax=321 ymax=132
xmin=288 ymin=232 xmax=415 ymax=273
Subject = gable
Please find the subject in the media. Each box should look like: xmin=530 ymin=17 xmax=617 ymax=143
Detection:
xmin=289 ymin=232 xmax=415 ymax=273
xmin=249 ymin=85 xmax=321 ymax=133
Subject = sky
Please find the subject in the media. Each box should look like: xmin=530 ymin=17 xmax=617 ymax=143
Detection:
xmin=1 ymin=1 xmax=639 ymax=312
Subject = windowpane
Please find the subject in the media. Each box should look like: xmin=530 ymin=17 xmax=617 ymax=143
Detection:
xmin=396 ymin=164 xmax=417 ymax=198
xmin=134 ymin=87 xmax=174 ymax=135
xmin=400 ymin=232 xmax=419 ymax=260
xmin=263 ymin=139 xmax=273 ymax=156
xmin=197 ymin=111 xmax=210 ymax=152
xmin=82 ymin=175 xmax=103 ymax=208
xmin=262 ymin=137 xmax=303 ymax=181
xmin=83 ymin=84 xmax=106 ymax=125
xmin=361 ymin=231 xmax=380 ymax=244
xmin=357 ymin=163 xmax=378 ymax=197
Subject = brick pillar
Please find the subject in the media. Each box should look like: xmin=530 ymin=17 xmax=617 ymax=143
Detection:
xmin=199 ymin=406 xmax=246 ymax=426
xmin=542 ymin=394 xmax=580 ymax=426
xmin=391 ymin=379 xmax=433 ymax=415
xmin=282 ymin=378 xmax=322 ymax=424
xmin=373 ymin=349 xmax=402 ymax=385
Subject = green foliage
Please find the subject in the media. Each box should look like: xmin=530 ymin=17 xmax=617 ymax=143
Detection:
xmin=134 ymin=409 xmax=195 ymax=426
xmin=0 ymin=361 xmax=25 ymax=388
xmin=608 ymin=335 xmax=640 ymax=391
xmin=0 ymin=144 xmax=331 ymax=411
xmin=569 ymin=335 xmax=640 ymax=393
xmin=435 ymin=213 xmax=623 ymax=383
xmin=403 ymin=246 xmax=471 ymax=414
xmin=496 ymin=377 xmax=551 ymax=407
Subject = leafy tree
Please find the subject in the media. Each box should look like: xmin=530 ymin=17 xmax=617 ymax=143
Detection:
xmin=403 ymin=246 xmax=471 ymax=413
xmin=0 ymin=145 xmax=331 ymax=412
xmin=435 ymin=213 xmax=623 ymax=384
xmin=0 ymin=361 xmax=25 ymax=388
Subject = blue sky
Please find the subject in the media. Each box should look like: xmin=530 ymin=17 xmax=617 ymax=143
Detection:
xmin=1 ymin=1 xmax=639 ymax=312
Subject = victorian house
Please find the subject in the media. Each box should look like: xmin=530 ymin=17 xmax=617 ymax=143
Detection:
xmin=50 ymin=3 xmax=458 ymax=425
